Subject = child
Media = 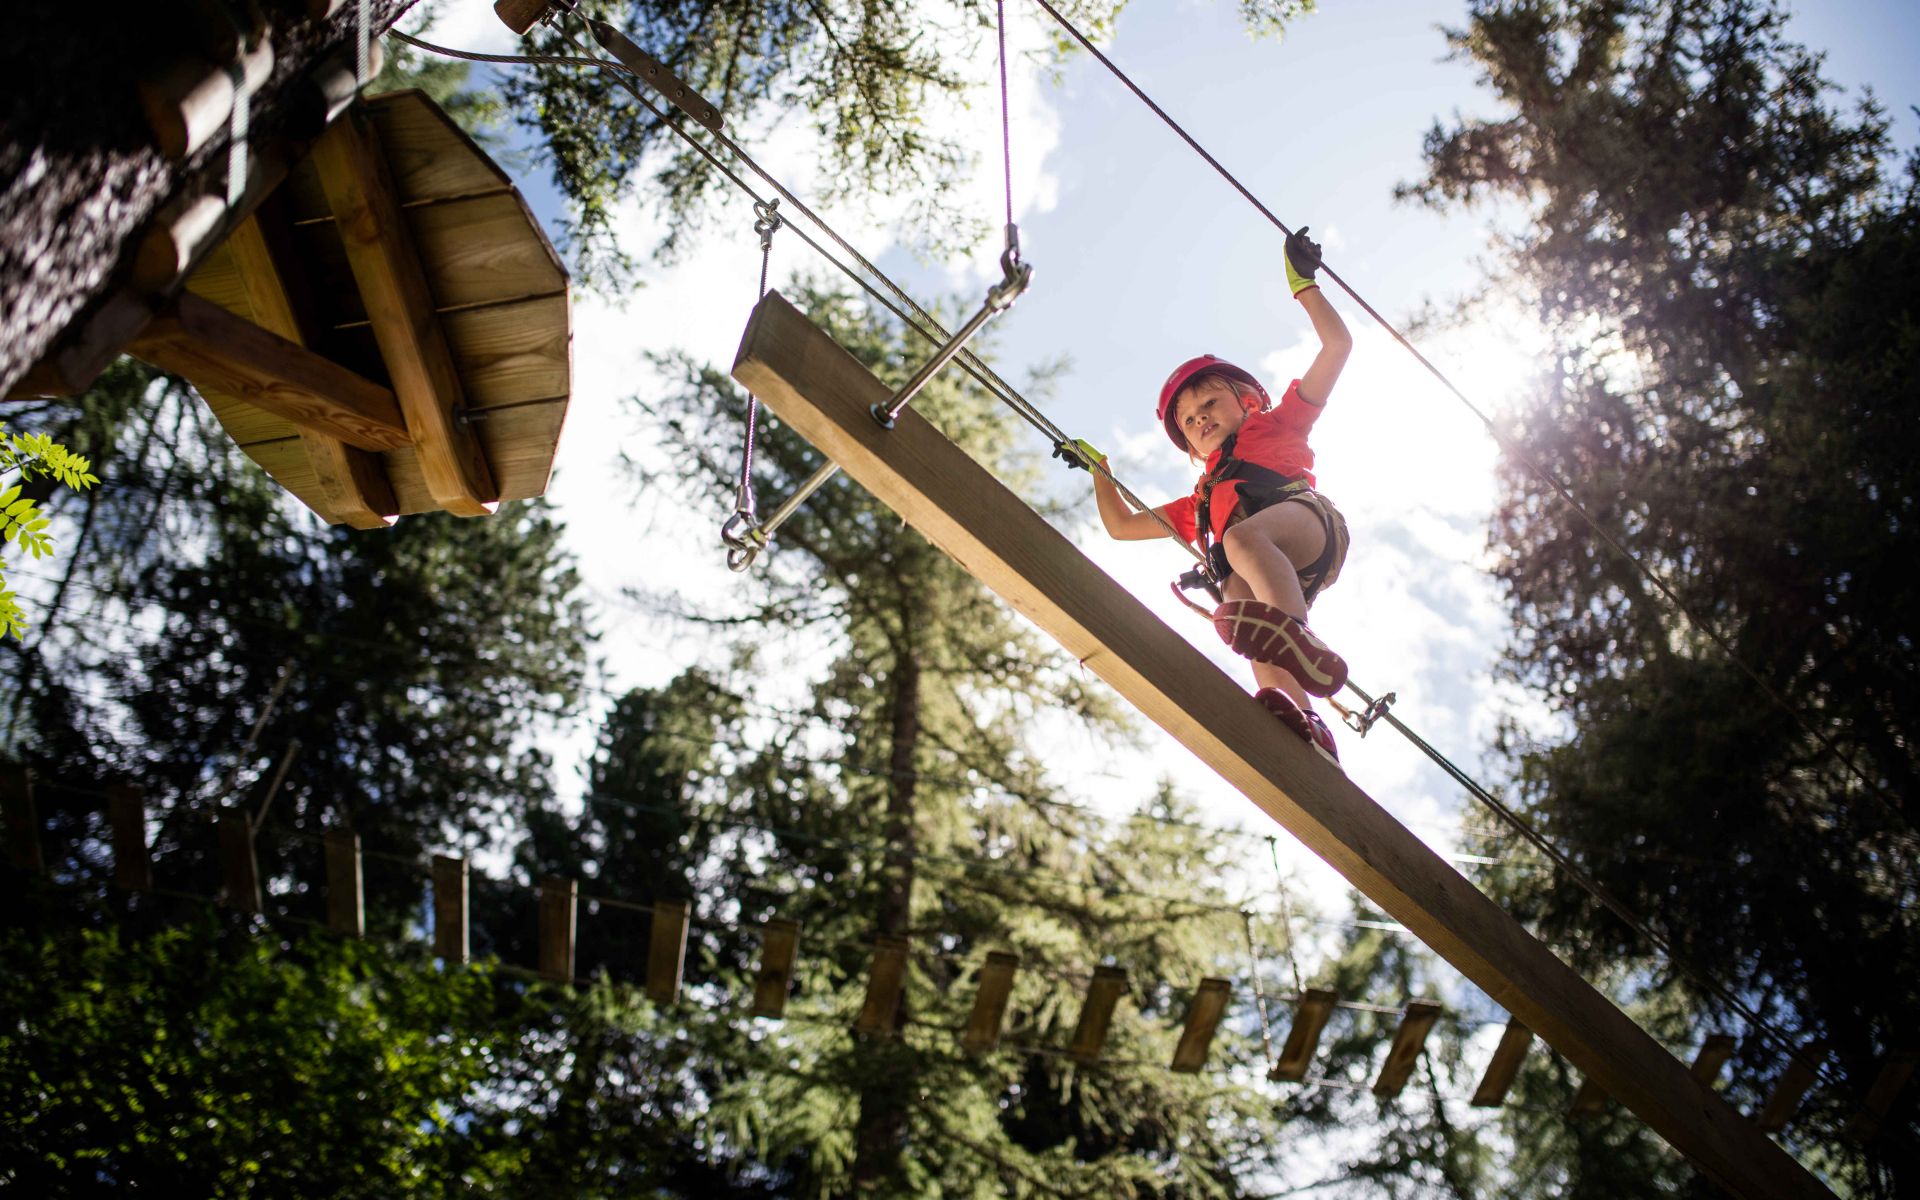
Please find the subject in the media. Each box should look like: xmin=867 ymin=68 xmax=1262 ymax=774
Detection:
xmin=1064 ymin=228 xmax=1352 ymax=760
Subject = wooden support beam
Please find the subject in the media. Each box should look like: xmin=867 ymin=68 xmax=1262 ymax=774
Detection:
xmin=1271 ymin=988 xmax=1337 ymax=1083
xmin=1374 ymin=999 xmax=1444 ymax=1100
xmin=962 ymin=951 xmax=1020 ymax=1053
xmin=1 ymin=766 xmax=42 ymax=874
xmin=312 ymin=104 xmax=498 ymax=517
xmin=1471 ymin=1018 xmax=1534 ymax=1107
xmin=854 ymin=934 xmax=910 ymax=1036
xmin=324 ymin=830 xmax=364 ymax=937
xmin=107 ymin=785 xmax=151 ymax=892
xmin=432 ymin=854 xmax=468 ymax=963
xmin=1067 ymin=965 xmax=1129 ymax=1065
xmin=131 ymin=292 xmax=412 ymax=452
xmin=1757 ymin=1041 xmax=1829 ymax=1133
xmin=1568 ymin=1075 xmax=1610 ymax=1117
xmin=1171 ymin=977 xmax=1232 ymax=1074
xmin=752 ymin=917 xmax=801 ymax=1018
xmin=647 ymin=899 xmax=690 ymax=1005
xmin=537 ymin=877 xmax=577 ymax=984
xmin=1691 ymin=1033 xmax=1737 ymax=1087
xmin=225 ymin=214 xmax=397 ymax=529
xmin=218 ymin=812 xmax=261 ymax=913
xmin=731 ymin=288 xmax=1836 ymax=1200
xmin=1847 ymin=1050 xmax=1917 ymax=1143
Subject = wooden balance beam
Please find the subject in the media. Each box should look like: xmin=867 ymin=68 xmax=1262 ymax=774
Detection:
xmin=731 ymin=289 xmax=1834 ymax=1200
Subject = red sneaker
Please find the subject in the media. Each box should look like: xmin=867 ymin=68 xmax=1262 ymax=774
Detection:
xmin=1255 ymin=688 xmax=1340 ymax=762
xmin=1214 ymin=599 xmax=1348 ymax=697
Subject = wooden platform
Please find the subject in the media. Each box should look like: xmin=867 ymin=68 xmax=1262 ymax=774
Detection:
xmin=731 ymin=289 xmax=1836 ymax=1200
xmin=151 ymin=89 xmax=570 ymax=527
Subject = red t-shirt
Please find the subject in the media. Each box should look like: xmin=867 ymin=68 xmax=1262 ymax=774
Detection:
xmin=1161 ymin=379 xmax=1323 ymax=545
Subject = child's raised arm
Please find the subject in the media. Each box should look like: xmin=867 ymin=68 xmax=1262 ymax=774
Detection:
xmin=1057 ymin=439 xmax=1173 ymax=541
xmin=1284 ymin=228 xmax=1352 ymax=406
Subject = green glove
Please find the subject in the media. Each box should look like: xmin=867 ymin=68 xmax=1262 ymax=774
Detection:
xmin=1284 ymin=226 xmax=1323 ymax=297
xmin=1053 ymin=438 xmax=1106 ymax=472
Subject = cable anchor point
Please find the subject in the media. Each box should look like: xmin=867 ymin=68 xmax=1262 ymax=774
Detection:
xmin=720 ymin=508 xmax=767 ymax=572
xmin=753 ymin=198 xmax=782 ymax=251
xmin=1341 ymin=691 xmax=1396 ymax=737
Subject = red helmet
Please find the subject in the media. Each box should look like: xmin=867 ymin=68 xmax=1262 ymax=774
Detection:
xmin=1155 ymin=355 xmax=1271 ymax=449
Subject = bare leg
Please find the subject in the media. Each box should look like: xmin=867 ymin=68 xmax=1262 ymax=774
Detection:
xmin=1219 ymin=500 xmax=1326 ymax=622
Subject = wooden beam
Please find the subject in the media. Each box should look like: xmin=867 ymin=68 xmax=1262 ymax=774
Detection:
xmin=218 ymin=812 xmax=261 ymax=912
xmin=432 ymin=854 xmax=468 ymax=963
xmin=107 ymin=785 xmax=151 ymax=892
xmin=1568 ymin=1075 xmax=1610 ymax=1117
xmin=1066 ymin=966 xmax=1129 ymax=1064
xmin=225 ymin=214 xmax=397 ymax=529
xmin=962 ymin=951 xmax=1020 ymax=1053
xmin=1 ymin=766 xmax=42 ymax=874
xmin=538 ymin=876 xmax=577 ymax=984
xmin=1847 ymin=1050 xmax=1917 ymax=1143
xmin=131 ymin=293 xmax=412 ymax=452
xmin=1470 ymin=1018 xmax=1534 ymax=1107
xmin=647 ymin=899 xmax=690 ymax=1005
xmin=1757 ymin=1041 xmax=1829 ymax=1133
xmin=1691 ymin=1033 xmax=1737 ymax=1086
xmin=1271 ymin=988 xmax=1337 ymax=1083
xmin=312 ymin=104 xmax=498 ymax=516
xmin=854 ymin=934 xmax=910 ymax=1036
xmin=1171 ymin=977 xmax=1232 ymax=1073
xmin=324 ymin=830 xmax=364 ymax=937
xmin=1374 ymin=999 xmax=1444 ymax=1100
xmin=731 ymin=288 xmax=1836 ymax=1200
xmin=751 ymin=917 xmax=800 ymax=1018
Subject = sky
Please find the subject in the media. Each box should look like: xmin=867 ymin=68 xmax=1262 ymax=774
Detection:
xmin=397 ymin=0 xmax=1920 ymax=988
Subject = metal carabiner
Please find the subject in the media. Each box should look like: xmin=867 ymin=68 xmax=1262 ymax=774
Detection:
xmin=720 ymin=509 xmax=766 ymax=572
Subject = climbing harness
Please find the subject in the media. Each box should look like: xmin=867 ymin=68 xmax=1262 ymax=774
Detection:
xmin=720 ymin=0 xmax=1033 ymax=570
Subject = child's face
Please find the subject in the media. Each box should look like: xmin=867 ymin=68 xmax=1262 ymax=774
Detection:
xmin=1173 ymin=376 xmax=1250 ymax=457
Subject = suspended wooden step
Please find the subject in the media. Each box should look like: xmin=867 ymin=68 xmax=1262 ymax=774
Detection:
xmin=730 ymin=289 xmax=1837 ymax=1200
xmin=1270 ymin=988 xmax=1337 ymax=1083
xmin=1470 ymin=1017 xmax=1533 ymax=1107
xmin=132 ymin=89 xmax=571 ymax=528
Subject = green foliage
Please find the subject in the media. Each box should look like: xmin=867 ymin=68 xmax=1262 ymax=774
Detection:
xmin=1407 ymin=0 xmax=1920 ymax=1193
xmin=0 ymin=426 xmax=99 ymax=640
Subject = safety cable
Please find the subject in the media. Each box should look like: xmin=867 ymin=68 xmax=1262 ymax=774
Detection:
xmin=1029 ymin=0 xmax=1895 ymax=821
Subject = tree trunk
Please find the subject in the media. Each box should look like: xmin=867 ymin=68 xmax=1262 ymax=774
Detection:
xmin=849 ymin=640 xmax=920 ymax=1194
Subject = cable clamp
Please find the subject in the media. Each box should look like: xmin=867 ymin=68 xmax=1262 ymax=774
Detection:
xmin=1341 ymin=691 xmax=1396 ymax=737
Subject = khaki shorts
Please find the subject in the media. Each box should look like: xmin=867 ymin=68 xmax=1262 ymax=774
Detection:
xmin=1224 ymin=488 xmax=1349 ymax=607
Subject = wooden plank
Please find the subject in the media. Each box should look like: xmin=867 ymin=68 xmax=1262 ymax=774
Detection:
xmin=854 ymin=934 xmax=910 ymax=1036
xmin=1470 ymin=1018 xmax=1534 ymax=1107
xmin=1271 ymin=988 xmax=1337 ymax=1082
xmin=1847 ymin=1050 xmax=1917 ymax=1143
xmin=218 ymin=812 xmax=261 ymax=913
xmin=1170 ymin=977 xmax=1232 ymax=1073
xmin=732 ymin=288 xmax=1836 ymax=1200
xmin=1374 ymin=999 xmax=1444 ymax=1099
xmin=228 ymin=214 xmax=398 ymax=530
xmin=440 ymin=295 xmax=571 ymax=408
xmin=538 ymin=876 xmax=577 ymax=984
xmin=406 ymin=192 xmax=568 ymax=312
xmin=185 ymin=239 xmax=251 ymax=316
xmin=1 ymin=766 xmax=42 ymax=874
xmin=368 ymin=90 xmax=513 ymax=205
xmin=1757 ymin=1041 xmax=1829 ymax=1133
xmin=1568 ymin=1075 xmax=1610 ymax=1117
xmin=313 ymin=105 xmax=497 ymax=517
xmin=751 ymin=917 xmax=801 ymax=1018
xmin=432 ymin=854 xmax=468 ymax=963
xmin=1691 ymin=1033 xmax=1737 ymax=1086
xmin=647 ymin=899 xmax=690 ymax=1005
xmin=107 ymin=785 xmax=151 ymax=892
xmin=961 ymin=951 xmax=1019 ymax=1053
xmin=130 ymin=293 xmax=412 ymax=452
xmin=324 ymin=830 xmax=364 ymax=937
xmin=380 ymin=398 xmax=567 ymax=513
xmin=1066 ymin=965 xmax=1129 ymax=1064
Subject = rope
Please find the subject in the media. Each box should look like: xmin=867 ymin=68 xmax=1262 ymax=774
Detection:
xmin=729 ymin=199 xmax=782 ymax=525
xmin=1241 ymin=910 xmax=1275 ymax=1069
xmin=1029 ymin=0 xmax=1895 ymax=821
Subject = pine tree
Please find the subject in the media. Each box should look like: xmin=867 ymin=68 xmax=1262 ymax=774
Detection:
xmin=1402 ymin=1 xmax=1920 ymax=1193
